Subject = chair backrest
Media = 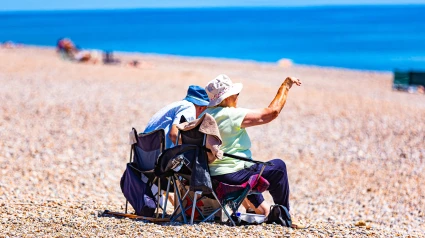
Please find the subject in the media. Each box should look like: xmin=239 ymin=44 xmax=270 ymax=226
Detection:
xmin=132 ymin=128 xmax=165 ymax=171
xmin=178 ymin=122 xmax=206 ymax=147
xmin=175 ymin=120 xmax=214 ymax=193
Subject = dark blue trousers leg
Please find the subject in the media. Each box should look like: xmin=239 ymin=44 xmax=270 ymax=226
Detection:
xmin=256 ymin=159 xmax=290 ymax=210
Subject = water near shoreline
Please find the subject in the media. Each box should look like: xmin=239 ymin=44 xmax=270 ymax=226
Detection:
xmin=1 ymin=5 xmax=425 ymax=71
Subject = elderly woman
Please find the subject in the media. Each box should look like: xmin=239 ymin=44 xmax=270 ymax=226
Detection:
xmin=201 ymin=74 xmax=302 ymax=227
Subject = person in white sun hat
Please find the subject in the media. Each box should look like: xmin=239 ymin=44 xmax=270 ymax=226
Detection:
xmin=200 ymin=74 xmax=305 ymax=228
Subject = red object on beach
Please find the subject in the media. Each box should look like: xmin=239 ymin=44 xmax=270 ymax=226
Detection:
xmin=184 ymin=196 xmax=204 ymax=219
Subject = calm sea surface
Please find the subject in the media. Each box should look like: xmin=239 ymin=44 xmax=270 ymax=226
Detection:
xmin=1 ymin=5 xmax=425 ymax=71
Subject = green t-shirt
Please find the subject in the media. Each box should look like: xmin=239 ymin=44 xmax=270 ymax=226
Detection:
xmin=200 ymin=107 xmax=254 ymax=176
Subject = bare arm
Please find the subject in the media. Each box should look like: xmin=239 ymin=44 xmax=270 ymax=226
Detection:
xmin=241 ymin=77 xmax=301 ymax=128
xmin=168 ymin=124 xmax=179 ymax=145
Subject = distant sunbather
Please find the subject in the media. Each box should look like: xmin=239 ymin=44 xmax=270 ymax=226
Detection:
xmin=1 ymin=41 xmax=21 ymax=49
xmin=56 ymin=38 xmax=151 ymax=68
xmin=56 ymin=38 xmax=100 ymax=64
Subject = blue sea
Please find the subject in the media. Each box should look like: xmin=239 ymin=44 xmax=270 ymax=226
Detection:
xmin=1 ymin=5 xmax=425 ymax=71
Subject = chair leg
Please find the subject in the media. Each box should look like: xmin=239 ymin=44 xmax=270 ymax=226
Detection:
xmin=162 ymin=178 xmax=171 ymax=219
xmin=211 ymin=191 xmax=235 ymax=226
xmin=170 ymin=189 xmax=190 ymax=220
xmin=171 ymin=184 xmax=206 ymax=222
xmin=171 ymin=176 xmax=187 ymax=224
xmin=156 ymin=178 xmax=161 ymax=218
xmin=191 ymin=191 xmax=202 ymax=225
xmin=173 ymin=177 xmax=206 ymax=220
xmin=201 ymin=207 xmax=221 ymax=222
xmin=179 ymin=185 xmax=206 ymax=221
xmin=125 ymin=200 xmax=128 ymax=214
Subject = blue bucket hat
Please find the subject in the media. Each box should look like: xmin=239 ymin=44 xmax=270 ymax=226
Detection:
xmin=184 ymin=85 xmax=210 ymax=106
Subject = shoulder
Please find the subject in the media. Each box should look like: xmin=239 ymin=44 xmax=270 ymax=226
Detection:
xmin=181 ymin=100 xmax=196 ymax=109
xmin=165 ymin=100 xmax=194 ymax=111
xmin=170 ymin=100 xmax=193 ymax=107
xmin=205 ymin=107 xmax=249 ymax=127
xmin=174 ymin=100 xmax=195 ymax=121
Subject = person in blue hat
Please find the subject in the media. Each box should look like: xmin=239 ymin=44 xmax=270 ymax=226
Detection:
xmin=143 ymin=85 xmax=210 ymax=149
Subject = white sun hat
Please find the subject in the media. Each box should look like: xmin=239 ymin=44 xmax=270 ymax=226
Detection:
xmin=205 ymin=74 xmax=243 ymax=107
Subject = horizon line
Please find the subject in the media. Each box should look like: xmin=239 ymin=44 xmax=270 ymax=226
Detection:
xmin=1 ymin=3 xmax=424 ymax=13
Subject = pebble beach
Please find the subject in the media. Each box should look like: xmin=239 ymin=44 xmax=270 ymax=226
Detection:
xmin=0 ymin=46 xmax=424 ymax=237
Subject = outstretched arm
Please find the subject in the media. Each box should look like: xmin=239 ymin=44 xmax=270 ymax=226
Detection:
xmin=241 ymin=77 xmax=301 ymax=128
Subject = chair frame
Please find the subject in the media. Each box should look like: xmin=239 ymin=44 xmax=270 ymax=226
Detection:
xmin=124 ymin=128 xmax=167 ymax=219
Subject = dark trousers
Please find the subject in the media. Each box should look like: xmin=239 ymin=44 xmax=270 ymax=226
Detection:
xmin=212 ymin=159 xmax=290 ymax=210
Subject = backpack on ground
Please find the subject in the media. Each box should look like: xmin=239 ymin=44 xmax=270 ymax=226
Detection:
xmin=267 ymin=204 xmax=292 ymax=227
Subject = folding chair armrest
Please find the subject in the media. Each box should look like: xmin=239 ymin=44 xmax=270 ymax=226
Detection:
xmin=202 ymin=147 xmax=273 ymax=166
xmin=222 ymin=152 xmax=273 ymax=166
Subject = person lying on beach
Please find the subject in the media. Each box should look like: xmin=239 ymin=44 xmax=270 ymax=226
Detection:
xmin=56 ymin=38 xmax=151 ymax=68
xmin=1 ymin=41 xmax=21 ymax=49
xmin=201 ymin=74 xmax=305 ymax=228
xmin=56 ymin=38 xmax=100 ymax=64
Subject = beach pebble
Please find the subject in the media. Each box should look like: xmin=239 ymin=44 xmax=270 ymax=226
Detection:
xmin=355 ymin=220 xmax=367 ymax=226
xmin=0 ymin=46 xmax=424 ymax=237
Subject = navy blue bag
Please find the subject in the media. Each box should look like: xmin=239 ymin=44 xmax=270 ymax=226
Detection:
xmin=267 ymin=205 xmax=292 ymax=227
xmin=120 ymin=163 xmax=156 ymax=217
